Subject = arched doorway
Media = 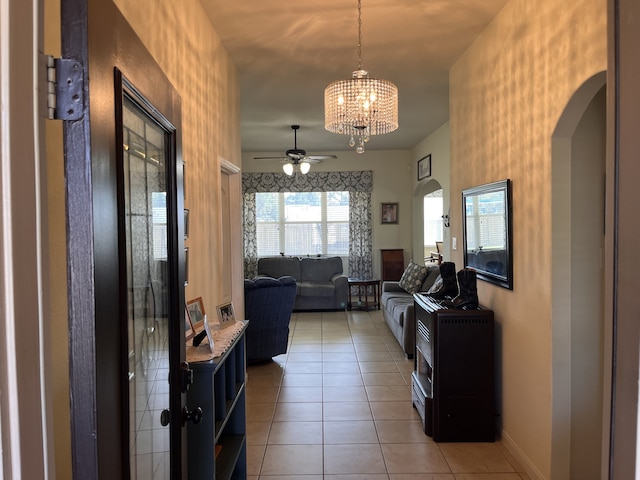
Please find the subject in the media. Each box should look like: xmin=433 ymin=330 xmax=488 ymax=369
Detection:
xmin=413 ymin=179 xmax=446 ymax=263
xmin=551 ymin=72 xmax=607 ymax=479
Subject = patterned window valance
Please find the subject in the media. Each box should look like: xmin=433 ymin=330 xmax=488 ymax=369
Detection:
xmin=242 ymin=170 xmax=373 ymax=194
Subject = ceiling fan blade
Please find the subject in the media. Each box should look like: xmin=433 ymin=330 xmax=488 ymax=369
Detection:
xmin=253 ymin=156 xmax=288 ymax=160
xmin=306 ymin=155 xmax=337 ymax=161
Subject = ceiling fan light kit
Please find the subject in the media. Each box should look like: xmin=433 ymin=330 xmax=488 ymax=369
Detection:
xmin=254 ymin=125 xmax=337 ymax=175
xmin=324 ymin=0 xmax=398 ymax=154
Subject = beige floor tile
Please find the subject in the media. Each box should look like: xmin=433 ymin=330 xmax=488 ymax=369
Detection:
xmin=246 ymin=402 xmax=276 ymax=422
xmin=246 ymin=444 xmax=265 ymax=476
xmin=261 ymin=444 xmax=323 ymax=475
xmin=323 ymin=401 xmax=373 ymax=421
xmin=323 ymin=373 xmax=364 ymax=386
xmin=259 ymin=476 xmax=322 ymax=480
xmin=267 ymin=421 xmax=322 ymax=444
xmin=324 ymin=444 xmax=387 ymax=474
xmin=323 ymin=352 xmax=359 ymax=362
xmin=323 ymin=420 xmax=379 ymax=444
xmin=375 ymin=419 xmax=432 ymax=444
xmin=323 ymin=361 xmax=361 ymax=374
xmin=355 ymin=342 xmax=392 ymax=352
xmin=289 ymin=344 xmax=323 ymax=352
xmin=246 ymin=385 xmax=279 ymax=404
xmin=453 ymin=475 xmax=525 ymax=480
xmin=366 ymin=385 xmax=412 ymax=402
xmin=273 ymin=402 xmax=322 ymax=422
xmin=282 ymin=362 xmax=323 ymax=374
xmin=246 ymin=421 xmax=271 ymax=445
xmin=389 ymin=475 xmax=454 ymax=480
xmin=278 ymin=386 xmax=323 ymax=402
xmin=370 ymin=401 xmax=423 ymax=421
xmin=362 ymin=372 xmax=407 ymax=386
xmin=322 ymin=343 xmax=356 ymax=353
xmin=322 ymin=335 xmax=354 ymax=344
xmin=287 ymin=352 xmax=323 ymax=362
xmin=382 ymin=443 xmax=451 ymax=474
xmin=438 ymin=443 xmax=516 ymax=473
xmin=359 ymin=361 xmax=401 ymax=373
xmin=326 ymin=475 xmax=389 ymax=480
xmin=324 ymin=386 xmax=368 ymax=402
xmin=357 ymin=350 xmax=394 ymax=362
xmin=282 ymin=373 xmax=323 ymax=387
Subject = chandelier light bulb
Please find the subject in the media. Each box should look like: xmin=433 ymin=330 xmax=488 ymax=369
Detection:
xmin=299 ymin=161 xmax=311 ymax=174
xmin=282 ymin=163 xmax=294 ymax=176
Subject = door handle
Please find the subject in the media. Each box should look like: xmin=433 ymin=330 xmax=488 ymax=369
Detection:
xmin=182 ymin=406 xmax=203 ymax=426
xmin=181 ymin=361 xmax=194 ymax=393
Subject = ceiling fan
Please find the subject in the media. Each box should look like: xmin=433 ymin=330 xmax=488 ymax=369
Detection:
xmin=254 ymin=125 xmax=337 ymax=175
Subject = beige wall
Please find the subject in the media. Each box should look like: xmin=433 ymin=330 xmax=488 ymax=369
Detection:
xmin=113 ymin=0 xmax=243 ymax=320
xmin=449 ymin=0 xmax=606 ymax=477
xmin=46 ymin=0 xmax=242 ymax=475
xmin=242 ymin=149 xmax=415 ymax=277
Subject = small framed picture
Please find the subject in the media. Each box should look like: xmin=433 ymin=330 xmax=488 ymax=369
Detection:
xmin=186 ymin=297 xmax=206 ymax=333
xmin=418 ymin=154 xmax=431 ymax=180
xmin=184 ymin=304 xmax=195 ymax=341
xmin=202 ymin=314 xmax=214 ymax=353
xmin=216 ymin=302 xmax=236 ymax=329
xmin=381 ymin=202 xmax=399 ymax=224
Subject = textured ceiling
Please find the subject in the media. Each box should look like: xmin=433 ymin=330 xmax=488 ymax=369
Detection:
xmin=200 ymin=0 xmax=509 ymax=154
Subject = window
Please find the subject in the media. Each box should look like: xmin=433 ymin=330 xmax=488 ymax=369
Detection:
xmin=256 ymin=191 xmax=349 ymax=256
xmin=423 ymin=189 xmax=443 ymax=249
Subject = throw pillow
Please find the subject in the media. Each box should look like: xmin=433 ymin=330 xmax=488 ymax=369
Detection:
xmin=398 ymin=260 xmax=428 ymax=294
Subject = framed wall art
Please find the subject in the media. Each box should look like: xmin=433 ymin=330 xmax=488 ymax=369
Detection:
xmin=381 ymin=202 xmax=399 ymax=224
xmin=418 ymin=154 xmax=431 ymax=180
xmin=186 ymin=297 xmax=205 ymax=332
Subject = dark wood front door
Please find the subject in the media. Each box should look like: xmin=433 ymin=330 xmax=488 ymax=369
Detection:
xmin=62 ymin=0 xmax=187 ymax=478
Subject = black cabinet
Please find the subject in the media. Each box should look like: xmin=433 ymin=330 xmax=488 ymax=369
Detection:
xmin=412 ymin=293 xmax=495 ymax=442
xmin=187 ymin=323 xmax=247 ymax=479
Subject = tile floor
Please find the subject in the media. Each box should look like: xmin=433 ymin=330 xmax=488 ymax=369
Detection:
xmin=245 ymin=309 xmax=531 ymax=479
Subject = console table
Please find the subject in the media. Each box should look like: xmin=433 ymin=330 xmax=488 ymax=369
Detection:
xmin=347 ymin=278 xmax=380 ymax=310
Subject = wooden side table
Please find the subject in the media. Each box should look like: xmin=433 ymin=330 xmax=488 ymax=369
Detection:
xmin=347 ymin=278 xmax=381 ymax=310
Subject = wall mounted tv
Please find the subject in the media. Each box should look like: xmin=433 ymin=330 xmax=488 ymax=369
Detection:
xmin=462 ymin=179 xmax=513 ymax=290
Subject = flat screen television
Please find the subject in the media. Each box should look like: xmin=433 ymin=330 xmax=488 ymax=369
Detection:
xmin=462 ymin=179 xmax=513 ymax=290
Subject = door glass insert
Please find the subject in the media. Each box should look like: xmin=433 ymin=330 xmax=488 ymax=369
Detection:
xmin=123 ymin=96 xmax=171 ymax=479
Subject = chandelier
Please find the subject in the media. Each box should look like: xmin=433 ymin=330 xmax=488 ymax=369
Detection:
xmin=324 ymin=0 xmax=398 ymax=154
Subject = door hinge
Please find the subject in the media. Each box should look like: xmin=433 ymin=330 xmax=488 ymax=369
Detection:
xmin=45 ymin=55 xmax=84 ymax=121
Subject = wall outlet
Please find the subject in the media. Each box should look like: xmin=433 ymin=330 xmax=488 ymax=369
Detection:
xmin=452 ymin=237 xmax=457 ymax=250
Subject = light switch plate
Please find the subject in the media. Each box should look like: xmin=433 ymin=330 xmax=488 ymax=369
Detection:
xmin=452 ymin=237 xmax=457 ymax=250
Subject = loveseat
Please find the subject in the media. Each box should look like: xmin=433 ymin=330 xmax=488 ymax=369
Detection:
xmin=381 ymin=263 xmax=440 ymax=358
xmin=257 ymin=256 xmax=349 ymax=311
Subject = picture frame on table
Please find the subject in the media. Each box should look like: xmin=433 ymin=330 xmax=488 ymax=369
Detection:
xmin=216 ymin=302 xmax=236 ymax=329
xmin=381 ymin=202 xmax=399 ymax=225
xmin=418 ymin=154 xmax=431 ymax=180
xmin=186 ymin=297 xmax=205 ymax=333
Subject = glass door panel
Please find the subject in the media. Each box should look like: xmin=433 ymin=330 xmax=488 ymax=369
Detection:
xmin=123 ymin=96 xmax=171 ymax=479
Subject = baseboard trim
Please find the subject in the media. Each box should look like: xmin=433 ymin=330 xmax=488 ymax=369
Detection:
xmin=500 ymin=429 xmax=546 ymax=480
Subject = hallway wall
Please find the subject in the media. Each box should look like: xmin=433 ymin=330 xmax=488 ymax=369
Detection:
xmin=449 ymin=0 xmax=607 ymax=477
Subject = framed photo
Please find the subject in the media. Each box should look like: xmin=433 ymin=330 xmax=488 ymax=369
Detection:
xmin=381 ymin=202 xmax=399 ymax=225
xmin=216 ymin=302 xmax=236 ymax=329
xmin=186 ymin=297 xmax=205 ymax=332
xmin=184 ymin=209 xmax=190 ymax=238
xmin=202 ymin=314 xmax=214 ymax=353
xmin=418 ymin=154 xmax=431 ymax=180
xmin=184 ymin=304 xmax=195 ymax=341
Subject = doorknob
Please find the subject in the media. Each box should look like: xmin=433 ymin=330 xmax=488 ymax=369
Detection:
xmin=160 ymin=409 xmax=171 ymax=426
xmin=182 ymin=406 xmax=203 ymax=426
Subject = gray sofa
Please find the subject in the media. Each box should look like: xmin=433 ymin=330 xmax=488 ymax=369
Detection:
xmin=381 ymin=264 xmax=440 ymax=358
xmin=257 ymin=256 xmax=349 ymax=311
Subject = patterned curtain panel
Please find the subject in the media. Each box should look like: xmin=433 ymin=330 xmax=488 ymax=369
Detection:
xmin=242 ymin=171 xmax=373 ymax=278
xmin=243 ymin=192 xmax=258 ymax=277
xmin=348 ymin=191 xmax=373 ymax=279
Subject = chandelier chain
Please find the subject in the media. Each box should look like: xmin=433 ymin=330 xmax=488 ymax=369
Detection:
xmin=357 ymin=0 xmax=362 ymax=70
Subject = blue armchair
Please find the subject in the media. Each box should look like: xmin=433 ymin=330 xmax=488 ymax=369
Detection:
xmin=244 ymin=276 xmax=297 ymax=363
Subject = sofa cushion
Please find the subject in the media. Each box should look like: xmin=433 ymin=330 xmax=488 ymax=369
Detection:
xmin=398 ymin=260 xmax=428 ymax=294
xmin=300 ymin=256 xmax=343 ymax=282
xmin=421 ymin=264 xmax=441 ymax=292
xmin=257 ymin=256 xmax=301 ymax=279
xmin=385 ymin=296 xmax=414 ymax=327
